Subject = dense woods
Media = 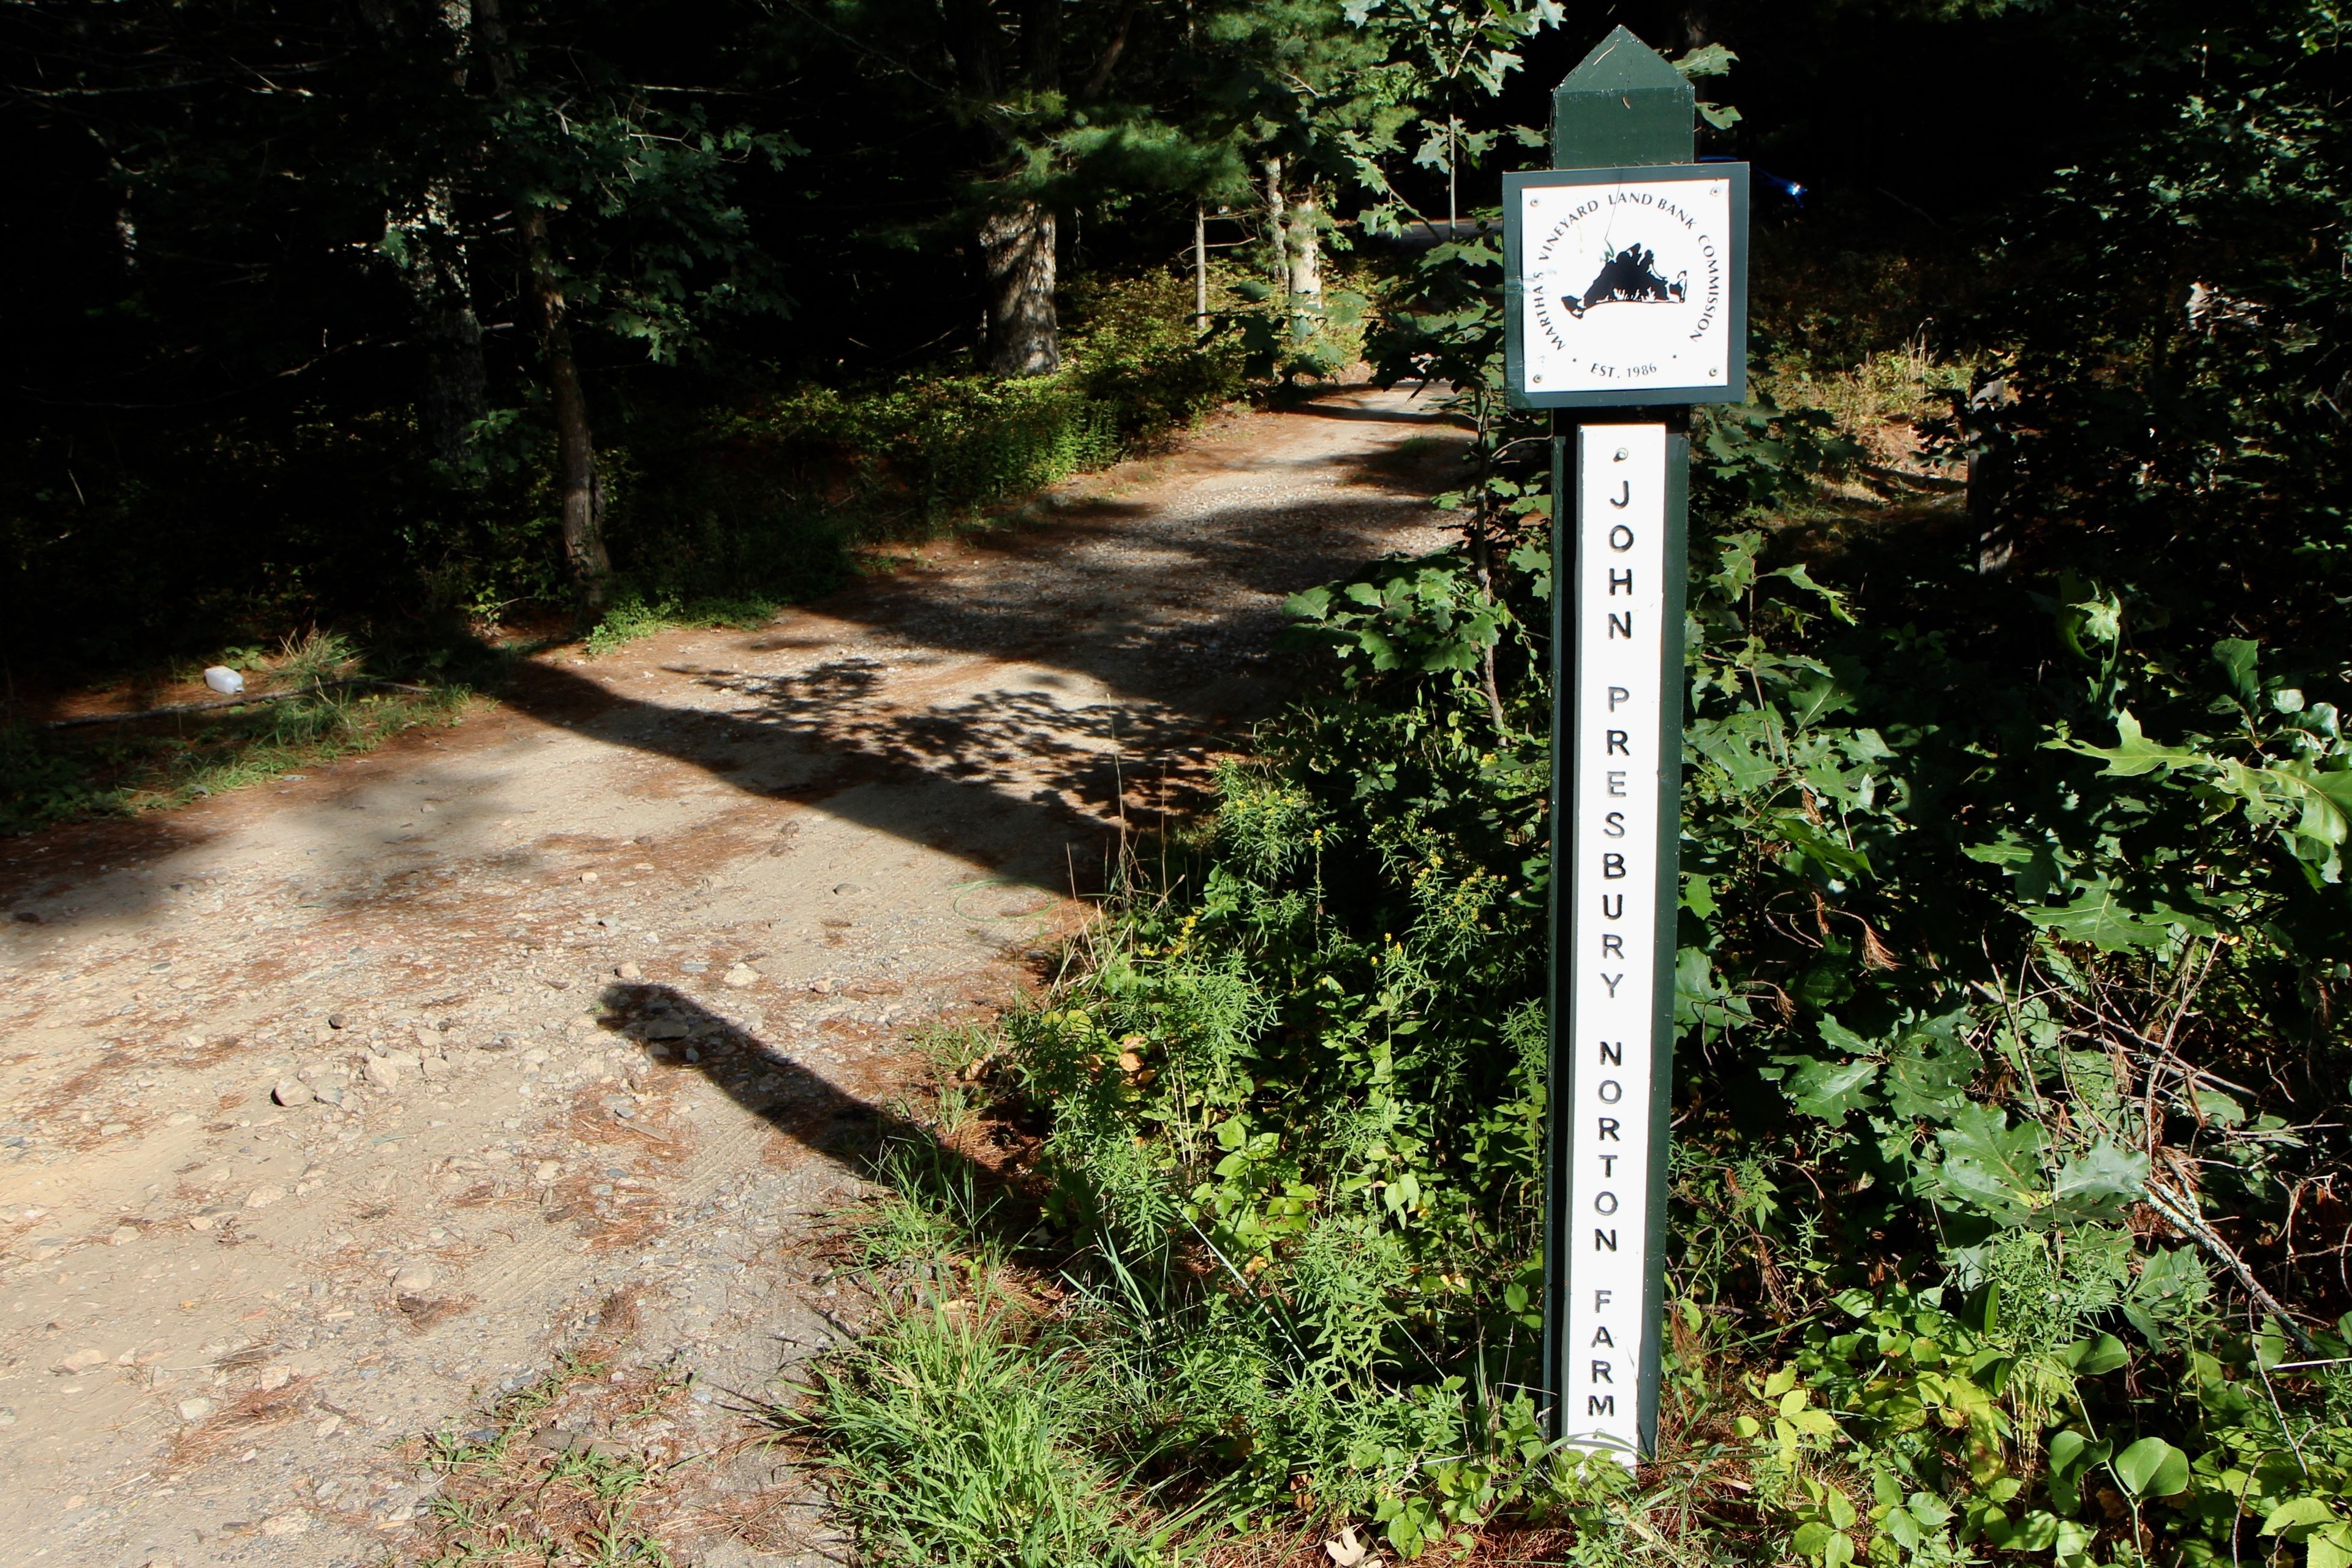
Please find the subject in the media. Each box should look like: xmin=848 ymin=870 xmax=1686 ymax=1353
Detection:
xmin=0 ymin=0 xmax=1467 ymax=665
xmin=6 ymin=1 xmax=2350 ymax=1564
xmin=0 ymin=0 xmax=2075 ymax=671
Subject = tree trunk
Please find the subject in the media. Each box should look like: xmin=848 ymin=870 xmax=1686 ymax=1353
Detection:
xmin=416 ymin=185 xmax=487 ymax=471
xmin=110 ymin=163 xmax=137 ymax=273
xmin=1193 ymin=203 xmax=1208 ymax=330
xmin=979 ymin=200 xmax=1059 ymax=377
xmin=419 ymin=282 xmax=488 ymax=471
xmin=418 ymin=2 xmax=487 ymax=473
xmin=477 ymin=0 xmax=610 ymax=613
xmin=1285 ymin=190 xmax=1323 ymax=342
xmin=1262 ymin=156 xmax=1288 ymax=289
xmin=1966 ymin=375 xmax=2015 ymax=576
xmin=521 ymin=208 xmax=612 ymax=614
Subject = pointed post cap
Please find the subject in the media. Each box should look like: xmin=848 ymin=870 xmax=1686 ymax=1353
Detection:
xmin=1552 ymin=26 xmax=1693 ymax=169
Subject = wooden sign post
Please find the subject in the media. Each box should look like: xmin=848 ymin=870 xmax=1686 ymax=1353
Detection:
xmin=1503 ymin=26 xmax=1749 ymax=1463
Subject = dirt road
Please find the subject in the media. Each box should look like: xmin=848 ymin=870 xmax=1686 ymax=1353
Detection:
xmin=0 ymin=386 xmax=1458 ymax=1566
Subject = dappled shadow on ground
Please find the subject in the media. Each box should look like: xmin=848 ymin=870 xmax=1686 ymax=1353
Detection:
xmin=424 ymin=391 xmax=1466 ymax=897
xmin=529 ymin=393 xmax=1463 ymax=770
xmin=0 ymin=390 xmax=1468 ymax=927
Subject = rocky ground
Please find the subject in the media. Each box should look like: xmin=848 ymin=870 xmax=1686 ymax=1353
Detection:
xmin=0 ymin=385 xmax=1460 ymax=1567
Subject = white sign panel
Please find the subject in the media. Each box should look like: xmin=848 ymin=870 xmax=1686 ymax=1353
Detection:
xmin=1561 ymin=423 xmax=1670 ymax=1463
xmin=1505 ymin=165 xmax=1747 ymax=409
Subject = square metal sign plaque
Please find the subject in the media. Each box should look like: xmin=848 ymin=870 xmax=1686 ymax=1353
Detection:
xmin=1504 ymin=164 xmax=1749 ymax=409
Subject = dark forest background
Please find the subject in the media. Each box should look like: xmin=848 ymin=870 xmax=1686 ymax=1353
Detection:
xmin=2 ymin=0 xmax=2084 ymax=673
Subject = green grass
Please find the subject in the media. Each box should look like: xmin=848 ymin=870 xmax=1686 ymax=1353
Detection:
xmin=0 ymin=628 xmax=484 ymax=835
xmin=791 ymin=1287 xmax=1185 ymax=1568
xmin=581 ymin=591 xmax=785 ymax=657
xmin=851 ymin=1137 xmax=1022 ymax=1281
xmin=0 ymin=682 xmax=473 ymax=836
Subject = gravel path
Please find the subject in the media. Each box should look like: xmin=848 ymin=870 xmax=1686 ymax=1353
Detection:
xmin=0 ymin=385 xmax=1460 ymax=1566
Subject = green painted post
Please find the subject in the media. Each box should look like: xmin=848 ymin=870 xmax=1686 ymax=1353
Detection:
xmin=1551 ymin=25 xmax=1694 ymax=168
xmin=1540 ymin=26 xmax=1707 ymax=1461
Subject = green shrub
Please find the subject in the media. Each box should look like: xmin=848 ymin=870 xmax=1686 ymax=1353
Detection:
xmin=956 ymin=509 xmax=2349 ymax=1561
xmin=590 ymin=270 xmax=1247 ymax=620
xmin=797 ymin=495 xmax=2346 ymax=1563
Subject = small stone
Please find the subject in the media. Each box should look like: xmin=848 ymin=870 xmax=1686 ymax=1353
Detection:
xmin=109 ymin=1225 xmax=139 ymax=1246
xmin=414 ymin=1027 xmax=442 ymax=1055
xmin=0 ymin=1408 xmax=15 ymax=1427
xmin=257 ymin=1365 xmax=292 ymax=1392
xmin=315 ymin=1414 xmax=343 ymax=1438
xmin=258 ymin=1512 xmax=309 ymax=1538
xmin=533 ymin=1161 xmax=562 ymax=1183
xmin=639 ymin=1018 xmax=691 ymax=1041
xmin=177 ymin=1396 xmax=214 ymax=1422
xmin=273 ymin=1079 xmax=315 ymax=1107
xmin=809 ymin=978 xmax=834 ymax=995
xmin=56 ymin=1347 xmax=106 ymax=1373
xmin=580 ymin=870 xmax=599 ymax=884
xmin=167 ymin=1111 xmax=197 ymax=1126
xmin=187 ymin=1215 xmax=216 ymax=1232
xmin=616 ymin=962 xmax=644 ymax=982
xmin=327 ymin=1013 xmax=347 ymax=1030
xmin=603 ymin=1096 xmax=638 ymax=1120
xmin=245 ymin=1185 xmax=285 ymax=1209
xmin=361 ymin=1055 xmax=400 ymax=1090
xmin=312 ymin=1081 xmax=345 ymax=1106
xmin=417 ymin=1055 xmax=447 ymax=1082
xmin=832 ymin=883 xmax=863 ymax=895
xmin=390 ymin=1261 xmax=435 ymax=1293
xmin=723 ymin=964 xmax=759 ymax=989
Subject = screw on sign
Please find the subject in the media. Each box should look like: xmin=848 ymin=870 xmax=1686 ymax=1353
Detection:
xmin=1506 ymin=26 xmax=1749 ymax=1464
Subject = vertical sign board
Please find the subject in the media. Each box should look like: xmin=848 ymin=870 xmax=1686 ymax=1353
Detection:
xmin=1503 ymin=26 xmax=1747 ymax=1464
xmin=1558 ymin=423 xmax=1686 ymax=1459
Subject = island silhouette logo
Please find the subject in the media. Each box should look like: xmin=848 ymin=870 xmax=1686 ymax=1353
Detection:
xmin=1561 ymin=244 xmax=1686 ymax=318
